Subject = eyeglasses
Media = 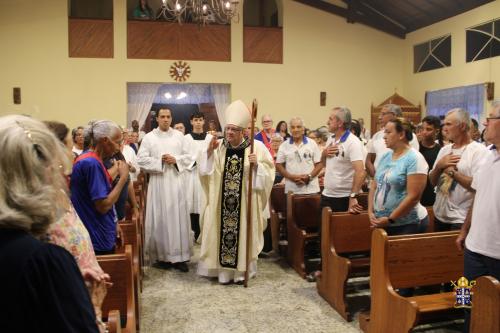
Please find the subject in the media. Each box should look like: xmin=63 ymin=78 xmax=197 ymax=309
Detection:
xmin=380 ymin=112 xmax=393 ymax=116
xmin=486 ymin=116 xmax=500 ymax=123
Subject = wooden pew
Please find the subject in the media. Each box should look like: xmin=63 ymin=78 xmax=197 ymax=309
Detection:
xmin=317 ymin=207 xmax=371 ymax=321
xmin=107 ymin=310 xmax=122 ymax=333
xmin=117 ymin=220 xmax=142 ymax=331
xmin=362 ymin=229 xmax=463 ymax=333
xmin=286 ymin=192 xmax=321 ymax=278
xmin=357 ymin=192 xmax=368 ymax=210
xmin=471 ymin=275 xmax=500 ymax=333
xmin=98 ymin=245 xmax=136 ymax=333
xmin=270 ymin=184 xmax=286 ymax=254
xmin=426 ymin=206 xmax=435 ymax=232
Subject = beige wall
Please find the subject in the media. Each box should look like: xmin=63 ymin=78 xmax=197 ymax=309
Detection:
xmin=402 ymin=0 xmax=500 ymax=118
xmin=0 ymin=0 xmax=404 ymax=130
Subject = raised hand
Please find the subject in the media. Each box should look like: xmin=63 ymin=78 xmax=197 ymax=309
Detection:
xmin=207 ymin=136 xmax=220 ymax=157
xmin=117 ymin=160 xmax=129 ymax=179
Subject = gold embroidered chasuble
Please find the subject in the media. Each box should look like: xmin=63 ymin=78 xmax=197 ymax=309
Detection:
xmin=198 ymin=140 xmax=275 ymax=274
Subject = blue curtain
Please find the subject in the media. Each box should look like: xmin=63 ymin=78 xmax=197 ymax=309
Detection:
xmin=425 ymin=84 xmax=484 ymax=120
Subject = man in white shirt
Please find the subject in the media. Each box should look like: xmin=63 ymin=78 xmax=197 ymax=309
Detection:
xmin=456 ymin=100 xmax=500 ymax=332
xmin=365 ymin=104 xmax=419 ymax=177
xmin=321 ymin=107 xmax=366 ymax=213
xmin=307 ymin=107 xmax=366 ymax=282
xmin=275 ymin=117 xmax=322 ymax=194
xmin=429 ymin=108 xmax=488 ymax=231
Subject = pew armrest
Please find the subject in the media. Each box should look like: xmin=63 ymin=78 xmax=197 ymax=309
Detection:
xmin=107 ymin=310 xmax=122 ymax=333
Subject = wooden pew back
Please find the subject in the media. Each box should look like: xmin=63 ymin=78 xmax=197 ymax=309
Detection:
xmin=98 ymin=245 xmax=136 ymax=333
xmin=365 ymin=229 xmax=463 ymax=333
xmin=270 ymin=184 xmax=286 ymax=215
xmin=330 ymin=210 xmax=371 ymax=254
xmin=287 ymin=192 xmax=321 ymax=230
xmin=386 ymin=231 xmax=463 ymax=289
xmin=317 ymin=207 xmax=371 ymax=321
xmin=471 ymin=275 xmax=500 ymax=333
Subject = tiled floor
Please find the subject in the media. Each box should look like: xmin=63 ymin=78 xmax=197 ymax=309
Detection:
xmin=140 ymin=247 xmax=463 ymax=333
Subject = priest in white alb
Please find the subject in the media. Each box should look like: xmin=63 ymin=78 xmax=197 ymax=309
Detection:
xmin=197 ymin=100 xmax=275 ymax=284
xmin=137 ymin=108 xmax=192 ymax=272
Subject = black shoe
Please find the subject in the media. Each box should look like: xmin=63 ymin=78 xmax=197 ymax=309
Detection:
xmin=173 ymin=262 xmax=189 ymax=272
xmin=153 ymin=261 xmax=172 ymax=270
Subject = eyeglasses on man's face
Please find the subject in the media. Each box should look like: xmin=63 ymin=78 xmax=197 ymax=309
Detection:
xmin=486 ymin=116 xmax=500 ymax=123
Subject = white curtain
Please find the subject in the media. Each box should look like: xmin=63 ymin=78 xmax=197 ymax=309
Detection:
xmin=127 ymin=83 xmax=162 ymax=129
xmin=210 ymin=84 xmax=231 ymax=128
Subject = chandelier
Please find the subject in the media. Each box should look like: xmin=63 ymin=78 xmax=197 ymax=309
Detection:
xmin=157 ymin=0 xmax=240 ymax=25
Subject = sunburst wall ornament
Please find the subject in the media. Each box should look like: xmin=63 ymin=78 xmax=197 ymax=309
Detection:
xmin=170 ymin=61 xmax=191 ymax=82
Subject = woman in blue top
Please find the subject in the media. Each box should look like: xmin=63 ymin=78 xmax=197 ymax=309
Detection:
xmin=368 ymin=118 xmax=429 ymax=236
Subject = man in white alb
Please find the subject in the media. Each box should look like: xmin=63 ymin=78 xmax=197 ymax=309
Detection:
xmin=137 ymin=108 xmax=192 ymax=272
xmin=183 ymin=112 xmax=212 ymax=241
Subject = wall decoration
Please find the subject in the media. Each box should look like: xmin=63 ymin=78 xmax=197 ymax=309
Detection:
xmin=170 ymin=61 xmax=191 ymax=82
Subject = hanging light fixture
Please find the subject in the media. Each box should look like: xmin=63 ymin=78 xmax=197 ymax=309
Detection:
xmin=157 ymin=0 xmax=240 ymax=25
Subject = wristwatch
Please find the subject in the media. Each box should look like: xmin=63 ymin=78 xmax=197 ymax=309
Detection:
xmin=388 ymin=217 xmax=396 ymax=224
xmin=447 ymin=170 xmax=455 ymax=178
xmin=349 ymin=192 xmax=358 ymax=199
xmin=308 ymin=174 xmax=313 ymax=182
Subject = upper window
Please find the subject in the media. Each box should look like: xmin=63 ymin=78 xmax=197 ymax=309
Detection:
xmin=244 ymin=0 xmax=281 ymax=27
xmin=466 ymin=19 xmax=500 ymax=62
xmin=68 ymin=0 xmax=113 ymax=58
xmin=414 ymin=35 xmax=451 ymax=73
xmin=69 ymin=0 xmax=113 ymax=19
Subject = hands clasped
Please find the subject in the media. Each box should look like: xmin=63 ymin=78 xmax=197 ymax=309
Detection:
xmin=162 ymin=154 xmax=177 ymax=165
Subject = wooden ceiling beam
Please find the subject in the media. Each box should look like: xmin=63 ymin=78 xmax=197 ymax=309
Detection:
xmin=293 ymin=0 xmax=348 ymax=18
xmin=354 ymin=1 xmax=407 ymax=39
xmin=294 ymin=0 xmax=406 ymax=39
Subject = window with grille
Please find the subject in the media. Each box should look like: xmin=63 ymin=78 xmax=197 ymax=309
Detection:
xmin=414 ymin=35 xmax=451 ymax=73
xmin=466 ymin=19 xmax=500 ymax=62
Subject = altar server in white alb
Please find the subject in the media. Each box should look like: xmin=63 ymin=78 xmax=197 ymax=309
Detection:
xmin=183 ymin=112 xmax=213 ymax=241
xmin=197 ymin=100 xmax=275 ymax=284
xmin=137 ymin=108 xmax=192 ymax=272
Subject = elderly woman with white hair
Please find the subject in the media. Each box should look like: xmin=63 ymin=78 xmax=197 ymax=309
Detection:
xmin=0 ymin=115 xmax=99 ymax=332
xmin=70 ymin=120 xmax=129 ymax=255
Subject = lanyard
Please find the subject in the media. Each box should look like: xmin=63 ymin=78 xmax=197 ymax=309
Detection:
xmin=74 ymin=151 xmax=113 ymax=185
xmin=260 ymin=130 xmax=275 ymax=159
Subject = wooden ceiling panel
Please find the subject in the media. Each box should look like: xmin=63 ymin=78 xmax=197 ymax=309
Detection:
xmin=298 ymin=0 xmax=495 ymax=38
